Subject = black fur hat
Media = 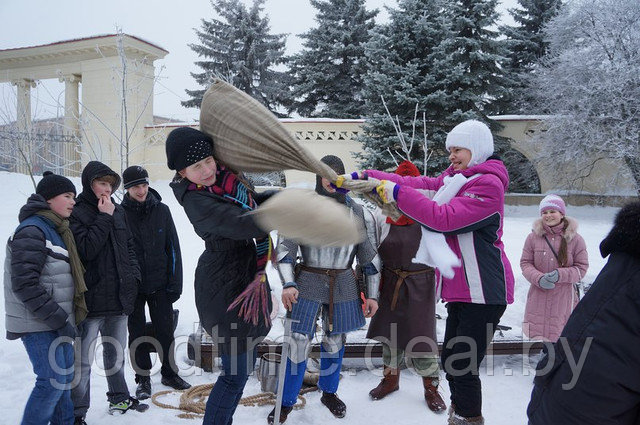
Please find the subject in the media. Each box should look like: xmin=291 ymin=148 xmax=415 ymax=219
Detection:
xmin=600 ymin=201 xmax=640 ymax=259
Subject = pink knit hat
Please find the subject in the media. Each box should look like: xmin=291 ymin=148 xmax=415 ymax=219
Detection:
xmin=539 ymin=194 xmax=566 ymax=216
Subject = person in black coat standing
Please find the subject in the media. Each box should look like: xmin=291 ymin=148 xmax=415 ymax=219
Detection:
xmin=528 ymin=201 xmax=640 ymax=425
xmin=166 ymin=127 xmax=272 ymax=425
xmin=121 ymin=165 xmax=190 ymax=398
xmin=70 ymin=161 xmax=145 ymax=421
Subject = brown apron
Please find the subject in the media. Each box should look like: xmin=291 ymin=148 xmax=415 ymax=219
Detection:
xmin=367 ymin=222 xmax=438 ymax=354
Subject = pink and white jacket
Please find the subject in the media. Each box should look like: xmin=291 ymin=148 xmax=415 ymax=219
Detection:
xmin=521 ymin=217 xmax=588 ymax=342
xmin=367 ymin=159 xmax=515 ymax=305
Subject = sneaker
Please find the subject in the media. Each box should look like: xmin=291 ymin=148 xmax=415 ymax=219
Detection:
xmin=135 ymin=376 xmax=152 ymax=400
xmin=108 ymin=397 xmax=149 ymax=414
xmin=74 ymin=417 xmax=87 ymax=425
xmin=161 ymin=374 xmax=191 ymax=390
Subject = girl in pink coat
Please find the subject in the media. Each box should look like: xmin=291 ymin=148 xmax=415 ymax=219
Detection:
xmin=521 ymin=195 xmax=589 ymax=342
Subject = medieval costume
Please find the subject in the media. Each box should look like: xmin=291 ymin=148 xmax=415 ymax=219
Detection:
xmin=366 ymin=161 xmax=446 ymax=413
xmin=268 ymin=155 xmax=381 ymax=424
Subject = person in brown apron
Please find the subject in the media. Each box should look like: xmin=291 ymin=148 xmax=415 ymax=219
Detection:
xmin=366 ymin=160 xmax=446 ymax=414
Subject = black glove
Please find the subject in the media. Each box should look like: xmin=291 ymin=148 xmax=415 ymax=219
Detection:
xmin=167 ymin=291 xmax=180 ymax=304
xmin=57 ymin=321 xmax=78 ymax=339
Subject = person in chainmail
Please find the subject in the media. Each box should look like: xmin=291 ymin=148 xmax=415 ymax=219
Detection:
xmin=267 ymin=155 xmax=381 ymax=424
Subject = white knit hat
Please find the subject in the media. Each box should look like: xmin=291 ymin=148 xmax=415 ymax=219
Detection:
xmin=445 ymin=120 xmax=494 ymax=167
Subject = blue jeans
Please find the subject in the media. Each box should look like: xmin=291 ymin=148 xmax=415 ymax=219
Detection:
xmin=72 ymin=315 xmax=130 ymax=418
xmin=21 ymin=331 xmax=74 ymax=425
xmin=203 ymin=348 xmax=257 ymax=425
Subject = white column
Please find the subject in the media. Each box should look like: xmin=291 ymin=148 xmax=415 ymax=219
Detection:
xmin=11 ymin=79 xmax=36 ymax=133
xmin=59 ymin=74 xmax=81 ymax=135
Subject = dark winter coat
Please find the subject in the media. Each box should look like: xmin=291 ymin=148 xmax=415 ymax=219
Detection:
xmin=4 ymin=195 xmax=75 ymax=339
xmin=121 ymin=188 xmax=182 ymax=298
xmin=170 ymin=177 xmax=272 ymax=354
xmin=528 ymin=201 xmax=640 ymax=425
xmin=70 ymin=162 xmax=140 ymax=317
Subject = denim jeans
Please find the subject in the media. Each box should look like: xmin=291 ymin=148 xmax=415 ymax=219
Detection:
xmin=72 ymin=315 xmax=130 ymax=418
xmin=203 ymin=348 xmax=257 ymax=425
xmin=21 ymin=331 xmax=74 ymax=425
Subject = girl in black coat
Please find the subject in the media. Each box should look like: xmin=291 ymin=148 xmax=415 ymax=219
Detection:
xmin=166 ymin=127 xmax=272 ymax=425
xmin=528 ymin=201 xmax=640 ymax=425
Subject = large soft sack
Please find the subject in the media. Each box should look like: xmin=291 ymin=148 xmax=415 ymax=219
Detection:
xmin=249 ymin=188 xmax=364 ymax=247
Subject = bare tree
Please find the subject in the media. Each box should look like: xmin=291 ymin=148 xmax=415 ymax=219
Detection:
xmin=526 ymin=0 xmax=640 ymax=195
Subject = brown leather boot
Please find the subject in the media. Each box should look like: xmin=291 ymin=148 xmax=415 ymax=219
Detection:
xmin=422 ymin=377 xmax=447 ymax=413
xmin=369 ymin=367 xmax=400 ymax=400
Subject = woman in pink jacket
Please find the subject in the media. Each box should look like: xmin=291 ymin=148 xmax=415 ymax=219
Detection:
xmin=521 ymin=195 xmax=589 ymax=342
xmin=340 ymin=119 xmax=514 ymax=425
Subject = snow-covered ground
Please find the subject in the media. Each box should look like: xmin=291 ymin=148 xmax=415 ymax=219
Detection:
xmin=0 ymin=171 xmax=617 ymax=424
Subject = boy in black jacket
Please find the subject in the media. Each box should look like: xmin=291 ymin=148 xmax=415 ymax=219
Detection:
xmin=121 ymin=165 xmax=190 ymax=398
xmin=70 ymin=161 xmax=146 ymax=422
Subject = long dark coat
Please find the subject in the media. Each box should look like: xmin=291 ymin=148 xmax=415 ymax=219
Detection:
xmin=170 ymin=177 xmax=272 ymax=354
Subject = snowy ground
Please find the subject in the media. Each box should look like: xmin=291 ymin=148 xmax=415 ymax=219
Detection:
xmin=0 ymin=171 xmax=617 ymax=424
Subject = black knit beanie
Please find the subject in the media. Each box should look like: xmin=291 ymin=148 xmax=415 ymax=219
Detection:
xmin=165 ymin=127 xmax=214 ymax=171
xmin=123 ymin=165 xmax=149 ymax=189
xmin=36 ymin=171 xmax=77 ymax=200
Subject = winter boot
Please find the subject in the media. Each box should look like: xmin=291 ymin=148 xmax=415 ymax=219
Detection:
xmin=108 ymin=397 xmax=149 ymax=414
xmin=74 ymin=417 xmax=87 ymax=425
xmin=448 ymin=413 xmax=485 ymax=424
xmin=161 ymin=374 xmax=192 ymax=390
xmin=369 ymin=366 xmax=400 ymax=400
xmin=135 ymin=375 xmax=152 ymax=400
xmin=422 ymin=377 xmax=447 ymax=413
xmin=320 ymin=392 xmax=346 ymax=418
xmin=267 ymin=405 xmax=294 ymax=424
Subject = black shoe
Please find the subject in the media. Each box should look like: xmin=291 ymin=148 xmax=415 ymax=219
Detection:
xmin=267 ymin=405 xmax=293 ymax=424
xmin=135 ymin=376 xmax=152 ymax=400
xmin=74 ymin=417 xmax=87 ymax=425
xmin=321 ymin=392 xmax=346 ymax=418
xmin=161 ymin=374 xmax=191 ymax=390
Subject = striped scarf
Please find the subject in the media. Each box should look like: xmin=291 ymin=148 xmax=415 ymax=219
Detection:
xmin=188 ymin=166 xmax=272 ymax=326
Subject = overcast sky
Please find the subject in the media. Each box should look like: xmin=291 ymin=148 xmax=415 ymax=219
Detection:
xmin=0 ymin=0 xmax=519 ymax=122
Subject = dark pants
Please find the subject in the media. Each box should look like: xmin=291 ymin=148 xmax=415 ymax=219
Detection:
xmin=441 ymin=302 xmax=506 ymax=418
xmin=127 ymin=290 xmax=178 ymax=379
xmin=203 ymin=348 xmax=257 ymax=425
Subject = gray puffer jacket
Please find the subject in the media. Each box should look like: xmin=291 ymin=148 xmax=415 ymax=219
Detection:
xmin=4 ymin=194 xmax=75 ymax=339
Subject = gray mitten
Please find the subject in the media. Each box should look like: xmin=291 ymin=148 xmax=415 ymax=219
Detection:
xmin=539 ymin=270 xmax=559 ymax=290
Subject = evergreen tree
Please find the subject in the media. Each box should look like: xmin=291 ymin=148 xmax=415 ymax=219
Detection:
xmin=440 ymin=0 xmax=511 ymax=118
xmin=287 ymin=0 xmax=378 ymax=118
xmin=183 ymin=0 xmax=290 ymax=116
xmin=357 ymin=0 xmax=454 ymax=173
xmin=499 ymin=0 xmax=563 ymax=113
